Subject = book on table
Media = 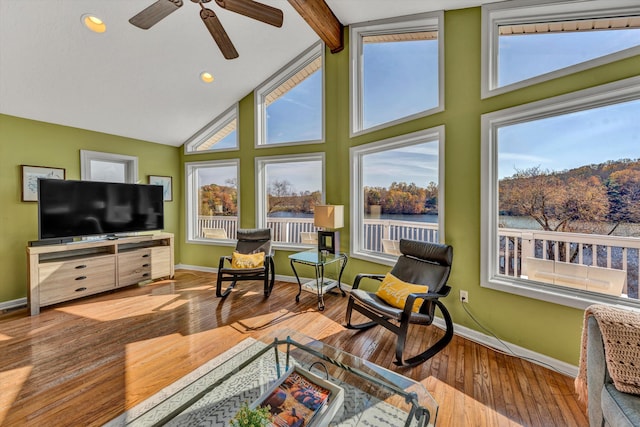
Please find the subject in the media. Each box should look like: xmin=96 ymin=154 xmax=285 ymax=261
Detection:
xmin=252 ymin=365 xmax=344 ymax=427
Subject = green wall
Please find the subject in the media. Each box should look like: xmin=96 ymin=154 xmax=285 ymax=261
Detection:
xmin=178 ymin=7 xmax=640 ymax=365
xmin=0 ymin=114 xmax=181 ymax=303
xmin=2 ymin=7 xmax=638 ymax=365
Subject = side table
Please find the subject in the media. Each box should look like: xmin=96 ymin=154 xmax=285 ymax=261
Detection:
xmin=289 ymin=250 xmax=347 ymax=311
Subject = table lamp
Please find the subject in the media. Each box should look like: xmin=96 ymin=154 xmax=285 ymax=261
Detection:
xmin=314 ymin=205 xmax=344 ymax=254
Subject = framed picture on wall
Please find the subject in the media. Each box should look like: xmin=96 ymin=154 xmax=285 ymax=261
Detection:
xmin=149 ymin=175 xmax=172 ymax=201
xmin=21 ymin=165 xmax=66 ymax=202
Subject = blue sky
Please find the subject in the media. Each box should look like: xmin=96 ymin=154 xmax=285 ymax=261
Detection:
xmin=498 ymin=99 xmax=640 ymax=179
xmin=207 ymin=28 xmax=639 ymax=191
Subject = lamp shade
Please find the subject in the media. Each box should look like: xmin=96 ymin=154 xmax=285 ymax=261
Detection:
xmin=314 ymin=205 xmax=344 ymax=229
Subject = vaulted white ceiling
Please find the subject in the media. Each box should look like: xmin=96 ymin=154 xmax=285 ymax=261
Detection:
xmin=0 ymin=0 xmax=500 ymax=147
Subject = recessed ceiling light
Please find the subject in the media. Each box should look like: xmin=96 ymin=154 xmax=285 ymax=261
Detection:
xmin=82 ymin=14 xmax=106 ymax=33
xmin=200 ymin=72 xmax=214 ymax=83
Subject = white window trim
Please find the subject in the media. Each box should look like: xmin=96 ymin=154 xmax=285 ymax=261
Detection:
xmin=254 ymin=42 xmax=325 ymax=147
xmin=185 ymin=159 xmax=240 ymax=245
xmin=349 ymin=126 xmax=445 ymax=266
xmin=349 ymin=12 xmax=444 ymax=138
xmin=255 ymin=153 xmax=325 ymax=250
xmin=481 ymin=0 xmax=640 ymax=99
xmin=80 ymin=150 xmax=138 ymax=183
xmin=184 ymin=104 xmax=239 ymax=154
xmin=481 ymin=75 xmax=640 ymax=310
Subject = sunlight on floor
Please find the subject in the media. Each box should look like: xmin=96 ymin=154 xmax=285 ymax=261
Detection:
xmin=0 ymin=366 xmax=32 ymax=425
xmin=423 ymin=377 xmax=524 ymax=427
xmin=55 ymin=283 xmax=189 ymax=321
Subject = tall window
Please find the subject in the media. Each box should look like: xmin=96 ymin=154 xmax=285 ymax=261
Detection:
xmin=80 ymin=150 xmax=138 ymax=183
xmin=185 ymin=160 xmax=239 ymax=242
xmin=350 ymin=13 xmax=443 ymax=135
xmin=256 ymin=154 xmax=324 ymax=246
xmin=184 ymin=105 xmax=238 ymax=153
xmin=481 ymin=76 xmax=640 ymax=309
xmin=350 ymin=127 xmax=444 ymax=264
xmin=255 ymin=42 xmax=324 ymax=146
xmin=482 ymin=0 xmax=640 ymax=97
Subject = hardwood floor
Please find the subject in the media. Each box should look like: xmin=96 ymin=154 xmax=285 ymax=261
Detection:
xmin=0 ymin=270 xmax=587 ymax=426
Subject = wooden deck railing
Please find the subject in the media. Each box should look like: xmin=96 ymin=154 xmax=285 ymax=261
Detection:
xmin=196 ymin=216 xmax=638 ymax=299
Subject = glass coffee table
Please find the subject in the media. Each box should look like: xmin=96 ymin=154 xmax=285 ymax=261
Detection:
xmin=117 ymin=329 xmax=438 ymax=426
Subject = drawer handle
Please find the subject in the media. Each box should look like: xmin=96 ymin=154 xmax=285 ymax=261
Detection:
xmin=75 ymin=265 xmax=87 ymax=269
xmin=75 ymin=287 xmax=87 ymax=292
xmin=75 ymin=276 xmax=87 ymax=281
xmin=142 ymin=263 xmax=150 ymax=267
xmin=142 ymin=254 xmax=150 ymax=258
xmin=142 ymin=273 xmax=150 ymax=277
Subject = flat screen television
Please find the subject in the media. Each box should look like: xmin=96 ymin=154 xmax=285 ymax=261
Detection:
xmin=38 ymin=179 xmax=164 ymax=241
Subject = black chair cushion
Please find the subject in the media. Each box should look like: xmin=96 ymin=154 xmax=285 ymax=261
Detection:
xmin=236 ymin=228 xmax=272 ymax=255
xmin=350 ymin=289 xmax=434 ymax=325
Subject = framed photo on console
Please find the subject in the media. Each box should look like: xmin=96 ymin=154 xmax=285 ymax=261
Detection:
xmin=149 ymin=175 xmax=172 ymax=201
xmin=21 ymin=165 xmax=65 ymax=202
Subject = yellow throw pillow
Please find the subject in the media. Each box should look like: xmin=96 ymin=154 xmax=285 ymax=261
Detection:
xmin=375 ymin=272 xmax=428 ymax=313
xmin=231 ymin=251 xmax=265 ymax=269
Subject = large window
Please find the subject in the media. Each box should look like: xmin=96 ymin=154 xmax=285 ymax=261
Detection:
xmin=184 ymin=105 xmax=238 ymax=153
xmin=255 ymin=42 xmax=324 ymax=146
xmin=481 ymin=76 xmax=640 ymax=309
xmin=185 ymin=160 xmax=239 ymax=243
xmin=256 ymin=154 xmax=324 ymax=246
xmin=80 ymin=150 xmax=138 ymax=183
xmin=350 ymin=13 xmax=443 ymax=136
xmin=482 ymin=0 xmax=640 ymax=97
xmin=350 ymin=127 xmax=444 ymax=264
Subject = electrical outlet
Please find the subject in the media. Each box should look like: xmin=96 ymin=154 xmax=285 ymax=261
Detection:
xmin=460 ymin=290 xmax=469 ymax=303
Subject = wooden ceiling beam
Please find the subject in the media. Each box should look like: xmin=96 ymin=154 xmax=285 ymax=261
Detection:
xmin=287 ymin=0 xmax=344 ymax=53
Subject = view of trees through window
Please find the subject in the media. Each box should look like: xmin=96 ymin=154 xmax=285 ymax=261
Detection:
xmin=191 ymin=162 xmax=238 ymax=240
xmin=260 ymin=157 xmax=323 ymax=244
xmin=496 ymin=98 xmax=640 ymax=298
xmin=358 ymin=139 xmax=440 ymax=254
xmin=198 ymin=177 xmax=237 ymax=217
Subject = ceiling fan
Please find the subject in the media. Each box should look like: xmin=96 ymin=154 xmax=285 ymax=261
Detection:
xmin=129 ymin=0 xmax=284 ymax=60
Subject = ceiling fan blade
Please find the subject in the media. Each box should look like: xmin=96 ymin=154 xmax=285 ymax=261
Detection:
xmin=200 ymin=8 xmax=239 ymax=60
xmin=214 ymin=0 xmax=283 ymax=28
xmin=129 ymin=0 xmax=183 ymax=29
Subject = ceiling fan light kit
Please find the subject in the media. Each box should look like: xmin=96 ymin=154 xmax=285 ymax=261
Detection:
xmin=129 ymin=0 xmax=284 ymax=59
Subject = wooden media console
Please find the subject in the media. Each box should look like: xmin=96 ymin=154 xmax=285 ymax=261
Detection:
xmin=27 ymin=233 xmax=174 ymax=315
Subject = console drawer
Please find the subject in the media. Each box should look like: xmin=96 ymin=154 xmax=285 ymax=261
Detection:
xmin=39 ymin=255 xmax=116 ymax=305
xmin=118 ymin=249 xmax=152 ymax=287
xmin=151 ymin=246 xmax=171 ymax=278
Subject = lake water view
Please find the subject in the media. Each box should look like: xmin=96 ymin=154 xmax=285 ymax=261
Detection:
xmin=270 ymin=211 xmax=640 ymax=237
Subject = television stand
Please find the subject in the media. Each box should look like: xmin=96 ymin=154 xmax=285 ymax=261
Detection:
xmin=26 ymin=233 xmax=174 ymax=315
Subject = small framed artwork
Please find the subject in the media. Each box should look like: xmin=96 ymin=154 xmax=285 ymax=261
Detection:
xmin=21 ymin=165 xmax=66 ymax=202
xmin=149 ymin=175 xmax=172 ymax=201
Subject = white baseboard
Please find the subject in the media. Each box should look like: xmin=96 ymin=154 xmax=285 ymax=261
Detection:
xmin=175 ymin=265 xmax=576 ymax=377
xmin=175 ymin=264 xmax=217 ymax=273
xmin=432 ymin=316 xmax=578 ymax=377
xmin=0 ymin=297 xmax=27 ymax=312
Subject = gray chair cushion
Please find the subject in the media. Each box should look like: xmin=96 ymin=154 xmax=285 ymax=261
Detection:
xmin=601 ymin=383 xmax=640 ymax=427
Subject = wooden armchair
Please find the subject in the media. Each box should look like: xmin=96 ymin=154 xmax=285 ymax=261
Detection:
xmin=346 ymin=239 xmax=454 ymax=366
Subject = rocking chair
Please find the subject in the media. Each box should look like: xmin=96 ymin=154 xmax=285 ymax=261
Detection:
xmin=346 ymin=239 xmax=454 ymax=366
xmin=216 ymin=228 xmax=275 ymax=298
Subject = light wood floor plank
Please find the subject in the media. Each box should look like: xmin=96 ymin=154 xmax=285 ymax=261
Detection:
xmin=0 ymin=270 xmax=588 ymax=426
